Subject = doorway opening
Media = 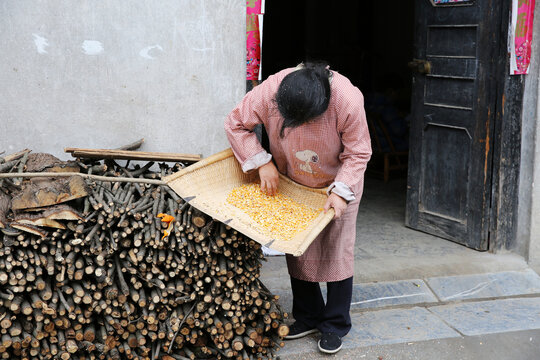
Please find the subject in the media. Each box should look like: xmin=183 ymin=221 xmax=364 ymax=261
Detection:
xmin=261 ymin=0 xmax=415 ymax=224
xmin=258 ymin=0 xmax=526 ymax=290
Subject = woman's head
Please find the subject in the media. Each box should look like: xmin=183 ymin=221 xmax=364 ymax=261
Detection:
xmin=275 ymin=62 xmax=331 ymax=137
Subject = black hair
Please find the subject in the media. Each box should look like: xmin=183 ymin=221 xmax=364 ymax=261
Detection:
xmin=275 ymin=61 xmax=331 ymax=137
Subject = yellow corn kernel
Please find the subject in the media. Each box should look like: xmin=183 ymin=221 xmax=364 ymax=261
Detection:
xmin=226 ymin=183 xmax=322 ymax=240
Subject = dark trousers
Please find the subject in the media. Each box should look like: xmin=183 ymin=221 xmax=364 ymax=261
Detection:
xmin=290 ymin=276 xmax=353 ymax=337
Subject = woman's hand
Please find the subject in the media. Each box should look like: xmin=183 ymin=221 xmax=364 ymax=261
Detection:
xmin=258 ymin=162 xmax=279 ymax=196
xmin=324 ymin=193 xmax=348 ymax=219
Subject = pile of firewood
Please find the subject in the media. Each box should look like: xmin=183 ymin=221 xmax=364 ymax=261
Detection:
xmin=0 ymin=149 xmax=288 ymax=360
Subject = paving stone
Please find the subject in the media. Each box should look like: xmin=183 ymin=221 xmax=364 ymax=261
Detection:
xmin=426 ymin=269 xmax=540 ymax=301
xmin=269 ymin=279 xmax=439 ymax=315
xmin=279 ymin=307 xmax=461 ymax=356
xmin=350 ymin=279 xmax=438 ymax=310
xmin=428 ymin=297 xmax=540 ymax=336
xmin=346 ymin=307 xmax=461 ymax=347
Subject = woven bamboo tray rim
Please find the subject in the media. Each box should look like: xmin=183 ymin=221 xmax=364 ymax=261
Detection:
xmin=164 ymin=148 xmax=334 ymax=256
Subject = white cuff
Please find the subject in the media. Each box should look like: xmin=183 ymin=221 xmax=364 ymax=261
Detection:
xmin=327 ymin=181 xmax=355 ymax=201
xmin=241 ymin=151 xmax=272 ymax=172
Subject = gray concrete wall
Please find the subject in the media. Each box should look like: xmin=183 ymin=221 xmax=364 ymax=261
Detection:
xmin=519 ymin=0 xmax=540 ymax=270
xmin=0 ymin=0 xmax=245 ymax=160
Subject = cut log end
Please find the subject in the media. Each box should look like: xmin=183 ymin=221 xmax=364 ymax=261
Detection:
xmin=277 ymin=324 xmax=289 ymax=337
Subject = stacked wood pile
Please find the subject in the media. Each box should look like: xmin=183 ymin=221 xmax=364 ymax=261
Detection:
xmin=0 ymin=149 xmax=288 ymax=360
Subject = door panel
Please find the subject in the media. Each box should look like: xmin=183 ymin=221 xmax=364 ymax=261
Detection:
xmin=406 ymin=0 xmax=498 ymax=250
xmin=427 ymin=26 xmax=477 ymax=56
xmin=425 ymin=77 xmax=475 ymax=108
xmin=428 ymin=58 xmax=477 ymax=78
xmin=421 ymin=124 xmax=470 ymax=219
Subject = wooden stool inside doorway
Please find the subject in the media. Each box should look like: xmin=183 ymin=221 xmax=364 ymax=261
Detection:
xmin=366 ymin=113 xmax=409 ymax=183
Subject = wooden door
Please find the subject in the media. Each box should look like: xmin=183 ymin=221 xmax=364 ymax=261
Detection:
xmin=406 ymin=0 xmax=500 ymax=250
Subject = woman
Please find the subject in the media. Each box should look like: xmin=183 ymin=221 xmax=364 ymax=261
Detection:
xmin=224 ymin=62 xmax=371 ymax=354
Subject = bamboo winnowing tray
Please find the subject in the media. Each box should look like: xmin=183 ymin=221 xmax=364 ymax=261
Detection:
xmin=164 ymin=148 xmax=334 ymax=256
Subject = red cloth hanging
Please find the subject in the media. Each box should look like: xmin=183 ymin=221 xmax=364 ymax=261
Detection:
xmin=246 ymin=0 xmax=263 ymax=80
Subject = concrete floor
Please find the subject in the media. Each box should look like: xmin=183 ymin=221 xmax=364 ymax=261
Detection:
xmin=261 ymin=176 xmax=529 ymax=291
xmin=260 ymin=177 xmax=539 ymax=359
xmin=280 ymin=329 xmax=540 ymax=360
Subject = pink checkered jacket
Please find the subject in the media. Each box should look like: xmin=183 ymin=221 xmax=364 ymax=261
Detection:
xmin=224 ymin=67 xmax=371 ymax=282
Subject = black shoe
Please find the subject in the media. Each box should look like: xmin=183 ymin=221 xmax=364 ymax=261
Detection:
xmin=284 ymin=322 xmax=318 ymax=340
xmin=318 ymin=332 xmax=342 ymax=354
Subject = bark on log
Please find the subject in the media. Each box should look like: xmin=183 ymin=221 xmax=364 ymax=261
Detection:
xmin=13 ymin=212 xmax=66 ymax=229
xmin=10 ymin=222 xmax=48 ymax=238
xmin=0 ymin=191 xmax=10 ymax=229
xmin=11 ymin=176 xmax=89 ymax=210
xmin=25 ymin=153 xmax=80 ymax=174
xmin=115 ymin=138 xmax=145 ymax=151
xmin=0 ymin=149 xmax=31 ymax=164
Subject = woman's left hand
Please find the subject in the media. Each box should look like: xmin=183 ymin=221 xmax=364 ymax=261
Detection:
xmin=324 ymin=193 xmax=347 ymax=219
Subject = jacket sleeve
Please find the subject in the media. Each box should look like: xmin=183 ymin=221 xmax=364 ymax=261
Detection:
xmin=224 ymin=74 xmax=279 ymax=172
xmin=331 ymin=88 xmax=372 ymax=200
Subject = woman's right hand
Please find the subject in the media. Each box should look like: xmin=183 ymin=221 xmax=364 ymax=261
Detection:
xmin=258 ymin=161 xmax=279 ymax=196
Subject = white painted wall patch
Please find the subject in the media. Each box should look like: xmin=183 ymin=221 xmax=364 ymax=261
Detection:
xmin=32 ymin=34 xmax=49 ymax=54
xmin=82 ymin=40 xmax=104 ymax=55
xmin=139 ymin=45 xmax=163 ymax=59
